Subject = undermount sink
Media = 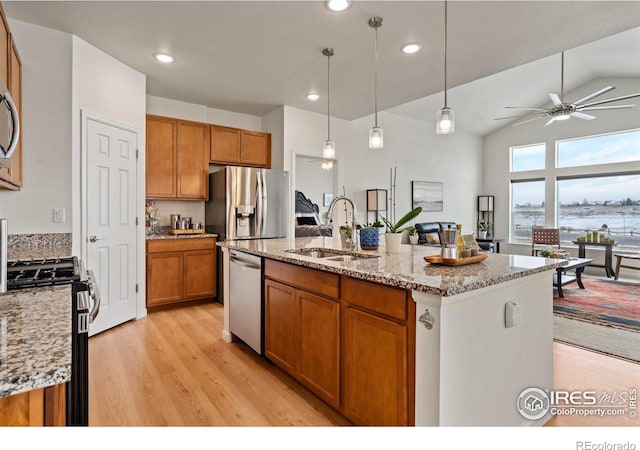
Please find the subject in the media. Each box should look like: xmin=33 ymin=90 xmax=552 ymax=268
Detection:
xmin=286 ymin=248 xmax=379 ymax=262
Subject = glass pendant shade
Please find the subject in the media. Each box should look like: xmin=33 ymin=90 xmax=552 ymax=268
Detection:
xmin=323 ymin=140 xmax=335 ymax=159
xmin=436 ymin=107 xmax=455 ymax=134
xmin=369 ymin=126 xmax=384 ymax=149
xmin=321 ymin=160 xmax=334 ymax=170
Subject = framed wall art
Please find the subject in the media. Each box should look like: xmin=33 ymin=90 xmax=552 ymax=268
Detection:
xmin=412 ymin=181 xmax=443 ymax=212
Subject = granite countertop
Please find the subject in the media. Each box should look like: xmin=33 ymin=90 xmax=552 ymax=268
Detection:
xmin=219 ymin=236 xmax=566 ymax=297
xmin=146 ymin=232 xmax=218 ymax=240
xmin=0 ymin=285 xmax=72 ymax=398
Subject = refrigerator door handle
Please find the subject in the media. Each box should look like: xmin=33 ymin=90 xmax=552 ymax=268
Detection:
xmin=260 ymin=170 xmax=268 ymax=237
xmin=255 ymin=170 xmax=265 ymax=237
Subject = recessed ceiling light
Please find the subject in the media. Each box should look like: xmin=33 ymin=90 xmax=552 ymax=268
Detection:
xmin=326 ymin=0 xmax=351 ymax=12
xmin=153 ymin=52 xmax=175 ymax=63
xmin=401 ymin=43 xmax=423 ymax=54
xmin=306 ymin=93 xmax=320 ymax=101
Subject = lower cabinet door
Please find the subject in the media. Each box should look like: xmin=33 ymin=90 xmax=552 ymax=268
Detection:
xmin=183 ymin=249 xmax=216 ymax=299
xmin=297 ymin=291 xmax=340 ymax=409
xmin=264 ymin=279 xmax=297 ymax=376
xmin=146 ymin=252 xmax=183 ymax=306
xmin=342 ymin=307 xmax=409 ymax=426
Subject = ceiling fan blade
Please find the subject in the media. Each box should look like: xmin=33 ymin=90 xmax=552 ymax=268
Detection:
xmin=544 ymin=117 xmax=556 ymax=126
xmin=572 ymin=86 xmax=615 ymax=105
xmin=504 ymin=107 xmax=547 ymax=111
xmin=570 ymin=112 xmax=595 ymax=120
xmin=512 ymin=116 xmax=546 ymax=126
xmin=581 ymin=92 xmax=640 ymax=108
xmin=578 ymin=104 xmax=635 ymax=111
xmin=495 ymin=112 xmax=547 ymax=120
xmin=549 ymin=93 xmax=563 ymax=107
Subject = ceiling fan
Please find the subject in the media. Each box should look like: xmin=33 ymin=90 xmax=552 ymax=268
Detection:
xmin=495 ymin=51 xmax=640 ymax=127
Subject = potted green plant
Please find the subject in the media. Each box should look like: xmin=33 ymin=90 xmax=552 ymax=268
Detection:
xmin=381 ymin=207 xmax=423 ymax=253
xmin=478 ymin=220 xmax=491 ymax=239
xmin=359 ymin=221 xmax=385 ymax=250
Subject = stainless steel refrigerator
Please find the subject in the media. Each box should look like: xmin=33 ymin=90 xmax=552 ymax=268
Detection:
xmin=205 ymin=166 xmax=289 ymax=240
xmin=205 ymin=166 xmax=289 ymax=301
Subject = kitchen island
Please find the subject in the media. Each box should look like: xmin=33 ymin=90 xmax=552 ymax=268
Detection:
xmin=219 ymin=236 xmax=565 ymax=426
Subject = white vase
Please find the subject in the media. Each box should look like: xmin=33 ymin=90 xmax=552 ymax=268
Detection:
xmin=385 ymin=233 xmax=402 ymax=253
xmin=409 ymin=235 xmax=419 ymax=245
xmin=479 ymin=230 xmax=488 ymax=239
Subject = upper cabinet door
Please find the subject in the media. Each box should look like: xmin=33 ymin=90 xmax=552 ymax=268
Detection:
xmin=176 ymin=120 xmax=208 ymax=199
xmin=0 ymin=9 xmax=8 ymax=86
xmin=146 ymin=115 xmax=177 ymax=198
xmin=210 ymin=125 xmax=240 ymax=164
xmin=241 ymin=130 xmax=271 ymax=168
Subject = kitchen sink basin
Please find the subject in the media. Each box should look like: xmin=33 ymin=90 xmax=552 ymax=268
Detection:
xmin=285 ymin=248 xmax=379 ymax=262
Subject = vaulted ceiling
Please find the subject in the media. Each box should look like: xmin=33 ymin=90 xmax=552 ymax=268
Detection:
xmin=5 ymin=1 xmax=640 ymax=135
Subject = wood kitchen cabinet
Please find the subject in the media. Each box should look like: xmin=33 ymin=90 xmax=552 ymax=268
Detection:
xmin=263 ymin=259 xmax=415 ymax=425
xmin=341 ymin=277 xmax=415 ymax=426
xmin=146 ymin=115 xmax=209 ymax=200
xmin=210 ymin=125 xmax=271 ymax=168
xmin=146 ymin=237 xmax=216 ymax=306
xmin=264 ymin=260 xmax=341 ymax=409
xmin=0 ymin=384 xmax=65 ymax=426
xmin=0 ymin=4 xmax=23 ymax=191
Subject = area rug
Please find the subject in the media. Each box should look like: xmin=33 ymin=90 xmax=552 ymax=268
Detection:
xmin=553 ymin=276 xmax=640 ymax=332
xmin=553 ymin=276 xmax=640 ymax=362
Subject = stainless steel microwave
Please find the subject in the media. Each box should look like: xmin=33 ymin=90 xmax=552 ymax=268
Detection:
xmin=0 ymin=81 xmax=20 ymax=168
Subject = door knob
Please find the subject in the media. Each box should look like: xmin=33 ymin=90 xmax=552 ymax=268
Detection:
xmin=89 ymin=235 xmax=102 ymax=243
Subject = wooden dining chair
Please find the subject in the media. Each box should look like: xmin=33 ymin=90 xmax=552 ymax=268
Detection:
xmin=531 ymin=227 xmax=561 ymax=256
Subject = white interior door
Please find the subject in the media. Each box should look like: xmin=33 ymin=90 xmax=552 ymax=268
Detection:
xmin=85 ymin=116 xmax=137 ymax=336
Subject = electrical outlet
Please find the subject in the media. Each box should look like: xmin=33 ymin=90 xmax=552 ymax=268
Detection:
xmin=505 ymin=301 xmax=521 ymax=328
xmin=53 ymin=208 xmax=65 ymax=223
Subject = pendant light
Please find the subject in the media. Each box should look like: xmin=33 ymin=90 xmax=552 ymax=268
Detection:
xmin=322 ymin=48 xmax=336 ymax=160
xmin=368 ymin=16 xmax=383 ymax=149
xmin=436 ymin=0 xmax=455 ymax=134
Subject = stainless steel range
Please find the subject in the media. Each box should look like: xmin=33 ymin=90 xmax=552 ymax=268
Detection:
xmin=6 ymin=255 xmax=100 ymax=426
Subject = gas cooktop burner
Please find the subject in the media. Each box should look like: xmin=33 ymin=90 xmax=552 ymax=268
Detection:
xmin=7 ymin=256 xmax=81 ymax=289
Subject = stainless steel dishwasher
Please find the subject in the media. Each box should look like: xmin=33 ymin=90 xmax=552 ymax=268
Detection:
xmin=229 ymin=250 xmax=263 ymax=354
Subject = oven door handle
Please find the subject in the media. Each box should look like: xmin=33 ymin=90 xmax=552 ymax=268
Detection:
xmin=87 ymin=270 xmax=101 ymax=323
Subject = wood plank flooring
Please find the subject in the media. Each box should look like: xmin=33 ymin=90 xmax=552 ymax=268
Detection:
xmin=89 ymin=301 xmax=640 ymax=426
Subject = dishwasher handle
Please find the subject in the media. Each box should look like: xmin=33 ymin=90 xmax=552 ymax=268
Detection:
xmin=230 ymin=252 xmax=261 ymax=270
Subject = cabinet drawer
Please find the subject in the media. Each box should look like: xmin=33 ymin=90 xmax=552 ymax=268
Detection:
xmin=342 ymin=277 xmax=408 ymax=321
xmin=147 ymin=237 xmax=216 ymax=253
xmin=264 ymin=259 xmax=339 ymax=300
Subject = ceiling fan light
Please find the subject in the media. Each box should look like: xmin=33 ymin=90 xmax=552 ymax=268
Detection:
xmin=436 ymin=108 xmax=455 ymax=134
xmin=323 ymin=140 xmax=335 ymax=159
xmin=555 ymin=110 xmax=571 ymax=121
xmin=369 ymin=127 xmax=384 ymax=149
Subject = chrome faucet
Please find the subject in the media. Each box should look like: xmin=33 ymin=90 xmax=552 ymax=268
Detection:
xmin=327 ymin=196 xmax=358 ymax=250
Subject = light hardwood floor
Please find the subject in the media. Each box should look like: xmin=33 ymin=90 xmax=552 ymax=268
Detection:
xmin=89 ymin=301 xmax=640 ymax=427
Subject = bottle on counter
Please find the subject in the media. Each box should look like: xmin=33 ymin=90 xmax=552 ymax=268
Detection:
xmin=456 ymin=224 xmax=464 ymax=256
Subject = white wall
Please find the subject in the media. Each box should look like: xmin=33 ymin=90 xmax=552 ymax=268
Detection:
xmin=0 ymin=20 xmax=72 ymax=234
xmin=483 ymin=76 xmax=640 ymax=264
xmin=261 ymin=106 xmax=284 ymax=170
xmin=346 ymin=111 xmax=484 ymax=237
xmin=71 ymin=36 xmax=147 ymax=316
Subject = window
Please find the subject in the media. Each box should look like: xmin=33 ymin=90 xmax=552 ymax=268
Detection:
xmin=557 ymin=174 xmax=640 ymax=246
xmin=511 ymin=143 xmax=545 ymax=172
xmin=511 ymin=180 xmax=545 ymax=242
xmin=557 ymin=129 xmax=640 ymax=168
